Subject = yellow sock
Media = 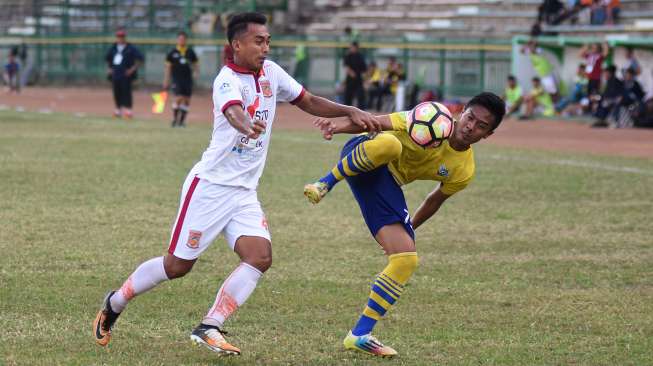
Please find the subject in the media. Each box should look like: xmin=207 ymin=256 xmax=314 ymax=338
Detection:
xmin=352 ymin=252 xmax=418 ymax=336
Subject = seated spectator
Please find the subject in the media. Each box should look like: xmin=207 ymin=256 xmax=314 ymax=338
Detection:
xmin=613 ymin=68 xmax=645 ymax=127
xmin=520 ymin=77 xmax=555 ymax=120
xmin=556 ymin=64 xmax=588 ymax=115
xmin=538 ymin=0 xmax=565 ymax=25
xmin=592 ymin=65 xmax=624 ymax=127
xmin=503 ymin=75 xmax=523 ymax=116
xmin=633 ymin=97 xmax=653 ymax=128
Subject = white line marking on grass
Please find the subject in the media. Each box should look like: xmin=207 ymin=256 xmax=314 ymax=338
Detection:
xmin=486 ymin=154 xmax=653 ymax=176
xmin=273 ymin=134 xmax=653 ymax=176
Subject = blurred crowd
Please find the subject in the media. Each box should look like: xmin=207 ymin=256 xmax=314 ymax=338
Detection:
xmin=504 ymin=39 xmax=653 ymax=128
xmin=535 ymin=0 xmax=621 ymax=30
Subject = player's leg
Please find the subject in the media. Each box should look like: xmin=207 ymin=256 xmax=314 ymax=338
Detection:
xmin=340 ymin=166 xmax=418 ymax=357
xmin=93 ymin=174 xmax=227 ymax=346
xmin=111 ymin=79 xmax=122 ymax=118
xmin=178 ymin=96 xmax=190 ymax=127
xmin=192 ymin=191 xmax=271 ymax=355
xmin=171 ymin=95 xmax=182 ymax=127
xmin=304 ymin=133 xmax=402 ymax=204
xmin=123 ymin=79 xmax=133 ymax=119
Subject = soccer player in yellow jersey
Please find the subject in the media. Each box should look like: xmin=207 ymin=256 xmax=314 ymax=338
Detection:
xmin=304 ymin=92 xmax=506 ymax=358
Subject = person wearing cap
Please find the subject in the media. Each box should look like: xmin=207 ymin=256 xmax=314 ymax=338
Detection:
xmin=105 ymin=29 xmax=144 ymax=119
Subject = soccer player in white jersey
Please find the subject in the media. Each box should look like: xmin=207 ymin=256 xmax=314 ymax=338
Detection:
xmin=93 ymin=12 xmax=379 ymax=356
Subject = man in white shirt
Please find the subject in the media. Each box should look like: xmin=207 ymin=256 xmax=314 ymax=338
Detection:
xmin=93 ymin=12 xmax=379 ymax=356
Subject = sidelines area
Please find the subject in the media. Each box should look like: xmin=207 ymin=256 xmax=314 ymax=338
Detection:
xmin=2 ymin=86 xmax=653 ymax=160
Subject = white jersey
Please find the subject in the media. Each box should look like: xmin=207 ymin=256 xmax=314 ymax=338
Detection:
xmin=193 ymin=60 xmax=305 ymax=190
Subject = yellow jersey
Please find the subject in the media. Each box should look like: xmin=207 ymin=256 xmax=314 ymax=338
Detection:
xmin=386 ymin=111 xmax=475 ymax=196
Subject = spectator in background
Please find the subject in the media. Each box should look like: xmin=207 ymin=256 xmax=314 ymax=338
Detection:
xmin=3 ymin=52 xmax=20 ymax=93
xmin=503 ymin=75 xmax=523 ymax=116
xmin=520 ymin=77 xmax=555 ymax=119
xmin=613 ymin=67 xmax=645 ymax=127
xmin=606 ymin=0 xmax=620 ymax=24
xmin=105 ymin=29 xmax=143 ymax=119
xmin=556 ymin=63 xmax=588 ymax=115
xmin=343 ymin=41 xmax=367 ymax=109
xmin=365 ymin=61 xmax=384 ymax=111
xmin=622 ymin=47 xmax=641 ymax=77
xmin=580 ymin=42 xmax=609 ymax=97
xmin=538 ymin=0 xmax=564 ymax=24
xmin=592 ymin=65 xmax=624 ymax=127
xmin=521 ymin=40 xmax=559 ymax=100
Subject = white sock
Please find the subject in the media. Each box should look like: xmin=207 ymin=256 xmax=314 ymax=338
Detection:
xmin=202 ymin=262 xmax=262 ymax=327
xmin=110 ymin=256 xmax=169 ymax=313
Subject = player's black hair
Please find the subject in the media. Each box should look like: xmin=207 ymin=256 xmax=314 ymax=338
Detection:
xmin=532 ymin=76 xmax=541 ymax=83
xmin=177 ymin=30 xmax=187 ymax=37
xmin=605 ymin=64 xmax=617 ymax=75
xmin=227 ymin=12 xmax=267 ymax=45
xmin=465 ymin=92 xmax=506 ymax=131
xmin=351 ymin=41 xmax=359 ymax=48
xmin=507 ymin=75 xmax=516 ymax=82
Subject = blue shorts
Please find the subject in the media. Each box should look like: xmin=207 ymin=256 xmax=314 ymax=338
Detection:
xmin=341 ymin=135 xmax=415 ymax=241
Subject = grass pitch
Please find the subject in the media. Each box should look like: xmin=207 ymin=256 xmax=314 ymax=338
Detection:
xmin=1 ymin=111 xmax=652 ymax=365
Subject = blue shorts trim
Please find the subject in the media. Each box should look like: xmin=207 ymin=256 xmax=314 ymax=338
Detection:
xmin=341 ymin=135 xmax=415 ymax=241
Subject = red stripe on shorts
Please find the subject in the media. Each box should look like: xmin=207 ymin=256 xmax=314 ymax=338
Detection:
xmin=168 ymin=176 xmax=200 ymax=255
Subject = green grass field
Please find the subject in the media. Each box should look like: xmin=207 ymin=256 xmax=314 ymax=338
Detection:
xmin=1 ymin=111 xmax=652 ymax=366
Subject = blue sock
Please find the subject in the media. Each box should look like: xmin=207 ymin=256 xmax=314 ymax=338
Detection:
xmin=318 ymin=172 xmax=339 ymax=190
xmin=352 ymin=315 xmax=377 ymax=336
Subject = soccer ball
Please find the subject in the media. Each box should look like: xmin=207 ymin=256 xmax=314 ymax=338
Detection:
xmin=406 ymin=101 xmax=454 ymax=148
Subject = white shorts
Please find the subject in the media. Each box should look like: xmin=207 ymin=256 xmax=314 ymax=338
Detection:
xmin=541 ymin=74 xmax=558 ymax=95
xmin=167 ymin=173 xmax=270 ymax=260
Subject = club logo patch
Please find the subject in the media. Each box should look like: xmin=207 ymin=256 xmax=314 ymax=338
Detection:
xmin=187 ymin=230 xmax=202 ymax=249
xmin=437 ymin=164 xmax=449 ymax=177
xmin=259 ymin=79 xmax=272 ymax=98
xmin=219 ymin=82 xmax=232 ymax=94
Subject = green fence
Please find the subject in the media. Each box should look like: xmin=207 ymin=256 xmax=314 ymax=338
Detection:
xmin=0 ymin=35 xmax=511 ymax=98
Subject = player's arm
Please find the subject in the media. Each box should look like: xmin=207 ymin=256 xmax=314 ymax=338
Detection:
xmin=295 ymin=91 xmax=381 ymax=132
xmin=313 ymin=114 xmax=393 ymax=140
xmin=162 ymin=62 xmax=171 ymax=90
xmin=223 ymin=104 xmax=266 ymax=139
xmin=411 ymin=187 xmax=451 ymax=230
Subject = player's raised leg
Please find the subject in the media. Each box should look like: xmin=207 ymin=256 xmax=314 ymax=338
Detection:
xmin=343 ymin=223 xmax=418 ymax=358
xmin=304 ymin=133 xmax=402 ymax=204
xmin=191 ymin=235 xmax=271 ymax=355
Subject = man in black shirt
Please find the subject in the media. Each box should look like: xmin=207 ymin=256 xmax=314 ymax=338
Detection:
xmin=105 ymin=29 xmax=143 ymax=119
xmin=592 ymin=65 xmax=624 ymax=128
xmin=163 ymin=31 xmax=199 ymax=127
xmin=343 ymin=41 xmax=367 ymax=109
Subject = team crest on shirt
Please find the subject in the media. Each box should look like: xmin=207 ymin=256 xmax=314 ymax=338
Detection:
xmin=437 ymin=164 xmax=449 ymax=177
xmin=219 ymin=82 xmax=232 ymax=94
xmin=259 ymin=78 xmax=272 ymax=98
xmin=187 ymin=230 xmax=202 ymax=249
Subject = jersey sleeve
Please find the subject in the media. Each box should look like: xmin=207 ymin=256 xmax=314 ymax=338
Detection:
xmin=213 ymin=72 xmax=244 ymax=114
xmin=389 ymin=111 xmax=410 ymax=131
xmin=271 ymin=62 xmax=305 ymax=104
xmin=165 ymin=50 xmax=173 ymax=64
xmin=188 ymin=48 xmax=198 ymax=63
xmin=440 ymin=176 xmax=472 ymax=196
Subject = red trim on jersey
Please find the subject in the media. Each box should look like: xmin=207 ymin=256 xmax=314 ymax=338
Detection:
xmin=290 ymin=88 xmax=307 ymax=105
xmin=221 ymin=100 xmax=244 ymax=114
xmin=168 ymin=176 xmax=200 ymax=255
xmin=226 ymin=62 xmax=264 ymax=93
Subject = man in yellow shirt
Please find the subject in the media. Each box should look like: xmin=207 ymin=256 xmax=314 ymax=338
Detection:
xmin=303 ymin=92 xmax=505 ymax=358
xmin=520 ymin=77 xmax=554 ymax=120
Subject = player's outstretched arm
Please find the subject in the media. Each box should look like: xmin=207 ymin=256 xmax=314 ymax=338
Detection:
xmin=411 ymin=187 xmax=450 ymax=230
xmin=313 ymin=115 xmax=393 ymax=140
xmin=223 ymin=104 xmax=266 ymax=139
xmin=295 ymin=91 xmax=381 ymax=132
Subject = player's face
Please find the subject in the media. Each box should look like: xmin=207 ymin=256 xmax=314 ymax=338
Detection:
xmin=177 ymin=34 xmax=187 ymax=47
xmin=453 ymin=105 xmax=494 ymax=146
xmin=233 ymin=23 xmax=270 ymax=72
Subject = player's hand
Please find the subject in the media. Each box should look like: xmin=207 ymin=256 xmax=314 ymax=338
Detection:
xmin=347 ymin=107 xmax=380 ymax=132
xmin=162 ymin=82 xmax=169 ymax=90
xmin=247 ymin=119 xmax=267 ymax=139
xmin=313 ymin=117 xmax=336 ymax=140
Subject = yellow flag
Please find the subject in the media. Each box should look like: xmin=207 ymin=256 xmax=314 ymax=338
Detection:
xmin=151 ymin=91 xmax=168 ymax=114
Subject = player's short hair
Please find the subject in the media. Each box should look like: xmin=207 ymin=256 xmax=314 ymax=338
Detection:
xmin=465 ymin=92 xmax=506 ymax=131
xmin=604 ymin=65 xmax=617 ymax=75
xmin=177 ymin=30 xmax=187 ymax=37
xmin=227 ymin=12 xmax=267 ymax=45
xmin=532 ymin=76 xmax=541 ymax=83
xmin=507 ymin=75 xmax=516 ymax=82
